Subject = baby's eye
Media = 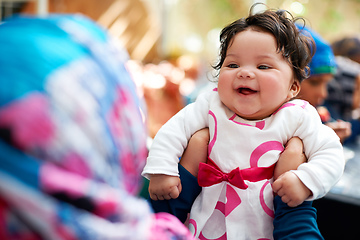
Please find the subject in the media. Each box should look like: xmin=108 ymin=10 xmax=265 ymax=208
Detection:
xmin=258 ymin=65 xmax=270 ymax=70
xmin=227 ymin=64 xmax=239 ymax=68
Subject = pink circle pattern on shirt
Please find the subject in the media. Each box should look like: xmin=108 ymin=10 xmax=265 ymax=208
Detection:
xmin=189 ymin=110 xmax=284 ymax=239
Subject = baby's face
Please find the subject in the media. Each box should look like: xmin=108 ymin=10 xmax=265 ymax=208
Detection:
xmin=217 ymin=29 xmax=299 ymax=120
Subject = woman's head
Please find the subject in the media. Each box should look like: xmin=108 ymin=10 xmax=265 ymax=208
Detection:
xmin=214 ymin=7 xmax=314 ymax=84
xmin=0 ymin=14 xmax=195 ymax=240
xmin=0 ymin=14 xmax=151 ymax=236
xmin=0 ymin=15 xmax=148 ymax=194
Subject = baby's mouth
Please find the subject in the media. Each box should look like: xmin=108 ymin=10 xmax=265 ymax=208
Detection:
xmin=238 ymin=87 xmax=257 ymax=95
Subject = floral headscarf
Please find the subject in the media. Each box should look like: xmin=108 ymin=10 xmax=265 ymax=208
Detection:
xmin=0 ymin=14 xmax=193 ymax=240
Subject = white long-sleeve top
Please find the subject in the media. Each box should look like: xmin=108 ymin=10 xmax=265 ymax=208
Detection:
xmin=142 ymin=89 xmax=344 ymax=239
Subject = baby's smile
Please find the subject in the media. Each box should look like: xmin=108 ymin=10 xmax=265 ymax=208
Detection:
xmin=238 ymin=87 xmax=258 ymax=95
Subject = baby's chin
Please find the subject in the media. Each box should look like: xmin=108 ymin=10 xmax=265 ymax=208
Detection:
xmin=234 ymin=110 xmax=270 ymax=121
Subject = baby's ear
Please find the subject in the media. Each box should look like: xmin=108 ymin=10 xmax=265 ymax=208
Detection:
xmin=288 ymin=80 xmax=301 ymax=99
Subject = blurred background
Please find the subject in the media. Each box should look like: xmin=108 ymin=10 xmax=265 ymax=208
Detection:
xmin=2 ymin=0 xmax=360 ymax=63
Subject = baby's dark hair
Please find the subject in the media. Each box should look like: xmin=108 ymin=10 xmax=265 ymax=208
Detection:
xmin=214 ymin=7 xmax=315 ymax=83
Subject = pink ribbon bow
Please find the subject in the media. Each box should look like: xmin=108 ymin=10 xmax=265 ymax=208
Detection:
xmin=198 ymin=158 xmax=275 ymax=189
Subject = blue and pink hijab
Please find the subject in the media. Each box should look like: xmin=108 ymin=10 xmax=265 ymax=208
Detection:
xmin=0 ymin=14 xmax=193 ymax=240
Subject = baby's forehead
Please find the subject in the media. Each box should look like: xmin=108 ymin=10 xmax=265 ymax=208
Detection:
xmin=232 ymin=28 xmax=278 ymax=45
xmin=229 ymin=30 xmax=281 ymax=53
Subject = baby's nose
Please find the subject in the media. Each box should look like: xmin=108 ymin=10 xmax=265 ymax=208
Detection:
xmin=237 ymin=68 xmax=255 ymax=79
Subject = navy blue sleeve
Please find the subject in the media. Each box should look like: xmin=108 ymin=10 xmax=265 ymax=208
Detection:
xmin=148 ymin=164 xmax=202 ymax=223
xmin=273 ymin=195 xmax=324 ymax=240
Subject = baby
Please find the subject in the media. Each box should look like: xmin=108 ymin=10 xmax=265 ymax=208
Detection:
xmin=143 ymin=8 xmax=344 ymax=239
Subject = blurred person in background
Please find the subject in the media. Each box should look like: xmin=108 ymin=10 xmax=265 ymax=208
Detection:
xmin=0 ymin=14 xmax=194 ymax=240
xmin=296 ymin=26 xmax=352 ymax=143
xmin=326 ymin=36 xmax=360 ymax=144
xmin=332 ymin=36 xmax=360 ymax=64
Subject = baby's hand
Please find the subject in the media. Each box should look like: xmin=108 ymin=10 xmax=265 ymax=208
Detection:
xmin=149 ymin=174 xmax=182 ymax=201
xmin=272 ymin=171 xmax=311 ymax=207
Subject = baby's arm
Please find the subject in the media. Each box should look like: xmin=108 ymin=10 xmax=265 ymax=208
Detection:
xmin=149 ymin=128 xmax=210 ymax=201
xmin=272 ymin=172 xmax=311 ymax=207
xmin=149 ymin=174 xmax=182 ymax=200
xmin=143 ymin=92 xmax=212 ymax=200
xmin=275 ymin=101 xmax=344 ymax=205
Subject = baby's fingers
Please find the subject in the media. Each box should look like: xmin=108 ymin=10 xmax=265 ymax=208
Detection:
xmin=149 ymin=192 xmax=171 ymax=201
xmin=168 ymin=182 xmax=182 ymax=199
xmin=272 ymin=177 xmax=283 ymax=194
xmin=149 ymin=192 xmax=160 ymax=201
